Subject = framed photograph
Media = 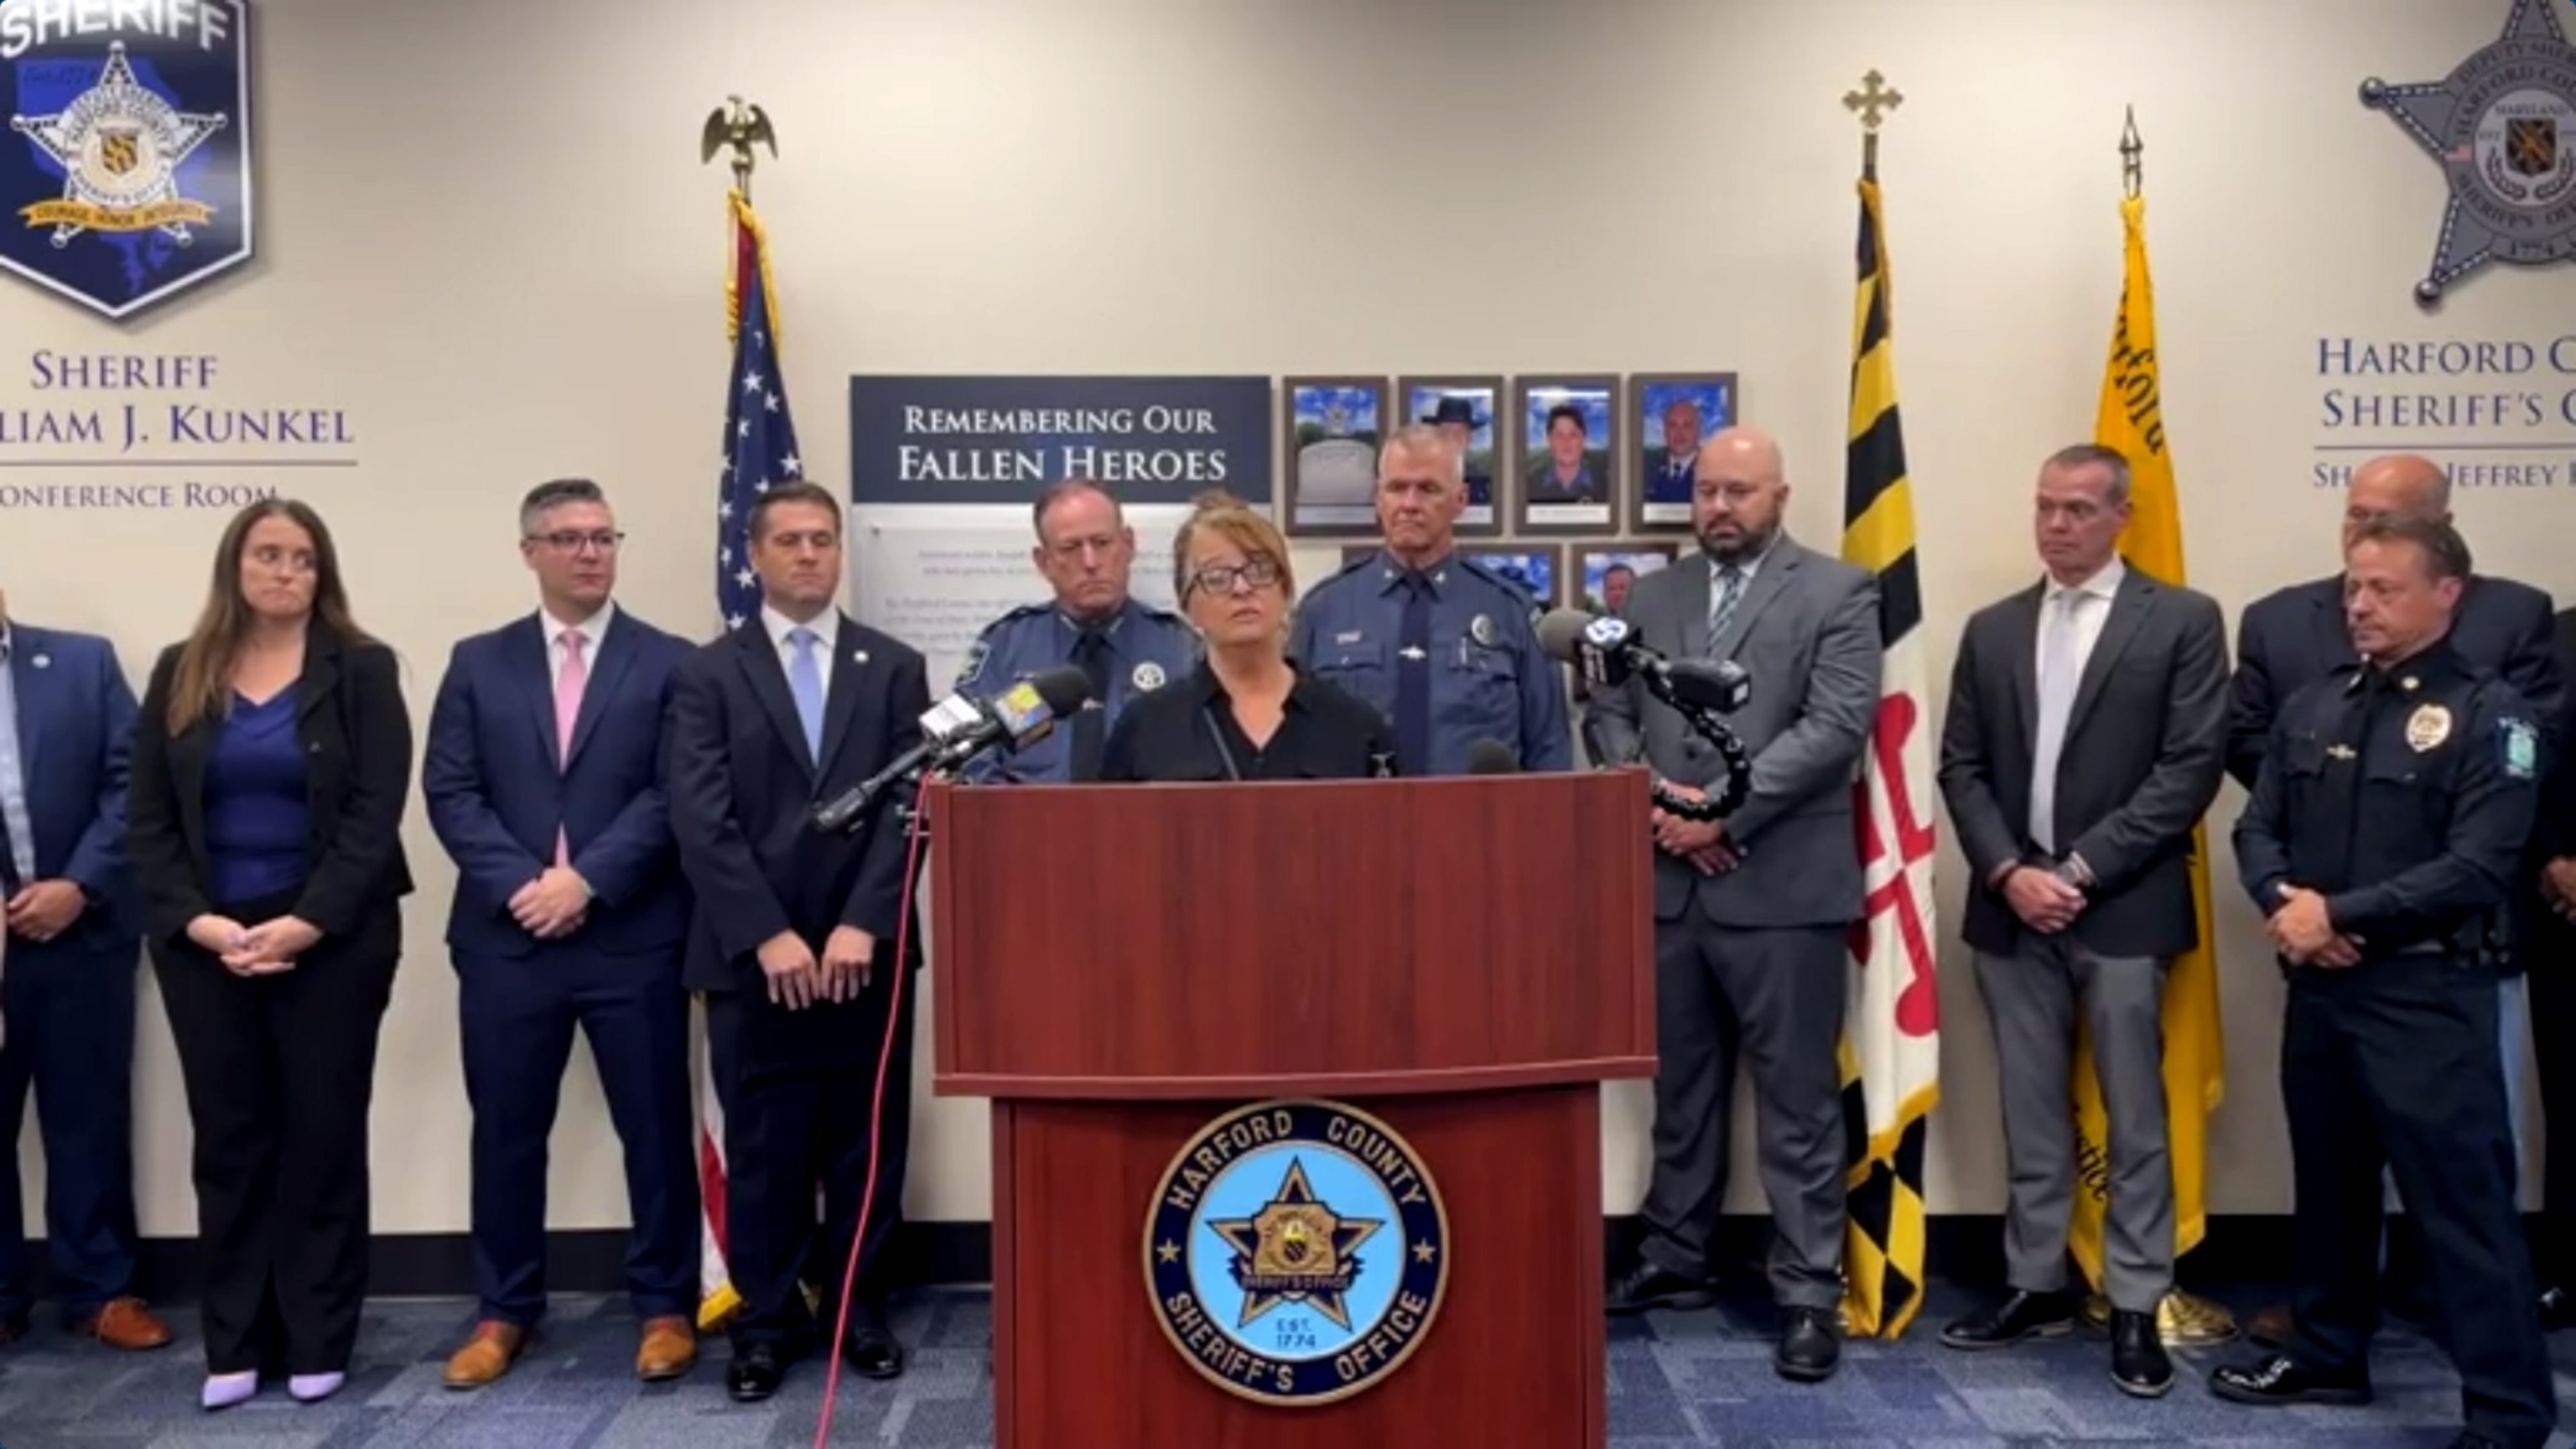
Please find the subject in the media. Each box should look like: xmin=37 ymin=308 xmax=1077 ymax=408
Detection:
xmin=1337 ymin=543 xmax=1383 ymax=572
xmin=1462 ymin=544 xmax=1565 ymax=616
xmin=1396 ymin=374 xmax=1504 ymax=537
xmin=1632 ymin=372 xmax=1738 ymax=530
xmin=1511 ymin=376 xmax=1620 ymax=535
xmin=1280 ymin=376 xmax=1387 ymax=537
xmin=1573 ymin=543 xmax=1680 ymax=615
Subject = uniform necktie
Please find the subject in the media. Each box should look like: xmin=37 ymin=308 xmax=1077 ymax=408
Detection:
xmin=1706 ymin=564 xmax=1746 ymax=657
xmin=1395 ymin=573 xmax=1434 ymax=775
xmin=787 ymin=626 xmax=825 ymax=765
xmin=2029 ymin=589 xmax=2085 ymax=854
xmin=552 ymin=630 xmax=588 ymax=866
xmin=1068 ymin=626 xmax=1111 ymax=782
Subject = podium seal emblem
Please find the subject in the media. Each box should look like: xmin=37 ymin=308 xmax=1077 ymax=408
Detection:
xmin=1145 ymin=1099 xmax=1449 ymax=1406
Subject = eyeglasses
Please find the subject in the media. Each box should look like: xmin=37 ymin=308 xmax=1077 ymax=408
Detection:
xmin=530 ymin=530 xmax=626 ymax=554
xmin=1187 ymin=558 xmax=1280 ymax=598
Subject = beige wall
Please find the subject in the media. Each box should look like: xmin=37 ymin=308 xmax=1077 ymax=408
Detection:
xmin=8 ymin=0 xmax=2570 ymax=1240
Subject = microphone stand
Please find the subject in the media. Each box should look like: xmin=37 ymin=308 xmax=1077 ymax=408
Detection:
xmin=1643 ymin=683 xmax=1754 ymax=822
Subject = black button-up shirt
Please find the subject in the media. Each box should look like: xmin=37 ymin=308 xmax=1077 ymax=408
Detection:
xmin=1097 ymin=662 xmax=1395 ymax=782
xmin=2233 ymin=636 xmax=2542 ymax=958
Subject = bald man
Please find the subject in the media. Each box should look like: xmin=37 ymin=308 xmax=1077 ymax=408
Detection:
xmin=2225 ymin=453 xmax=2563 ymax=1348
xmin=1590 ymin=425 xmax=1883 ymax=1384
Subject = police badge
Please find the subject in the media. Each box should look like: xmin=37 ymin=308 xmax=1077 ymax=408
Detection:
xmin=2406 ymin=702 xmax=2454 ymax=752
xmin=2361 ymin=0 xmax=2576 ymax=304
xmin=2 ymin=3 xmax=253 ymax=319
xmin=1132 ymin=660 xmax=1166 ymax=692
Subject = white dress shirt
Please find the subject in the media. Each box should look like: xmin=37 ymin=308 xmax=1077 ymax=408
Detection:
xmin=2036 ymin=556 xmax=2125 ymax=681
xmin=543 ymin=599 xmax=615 ymax=677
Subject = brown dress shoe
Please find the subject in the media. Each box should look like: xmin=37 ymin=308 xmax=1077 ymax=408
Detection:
xmin=2247 ymin=1302 xmax=2293 ymax=1349
xmin=635 ymin=1315 xmax=698 ymax=1382
xmin=442 ymin=1320 xmax=527 ymax=1389
xmin=73 ymin=1297 xmax=173 ymax=1351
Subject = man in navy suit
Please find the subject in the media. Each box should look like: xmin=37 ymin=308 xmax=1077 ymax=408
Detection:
xmin=422 ymin=480 xmax=701 ymax=1388
xmin=0 ymin=591 xmax=170 ymax=1352
xmin=2225 ymin=452 xmax=2563 ymax=1348
xmin=666 ymin=480 xmax=932 ymax=1402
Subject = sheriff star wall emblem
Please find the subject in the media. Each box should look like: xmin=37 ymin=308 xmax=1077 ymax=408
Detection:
xmin=2361 ymin=0 xmax=2576 ymax=304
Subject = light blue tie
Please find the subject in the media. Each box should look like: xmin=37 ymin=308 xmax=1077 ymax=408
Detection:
xmin=2028 ymin=589 xmax=2084 ymax=854
xmin=787 ymin=626 xmax=825 ymax=762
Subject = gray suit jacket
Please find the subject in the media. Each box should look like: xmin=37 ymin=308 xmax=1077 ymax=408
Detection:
xmin=1583 ymin=535 xmax=1883 ymax=927
xmin=1936 ymin=564 xmax=2228 ymax=960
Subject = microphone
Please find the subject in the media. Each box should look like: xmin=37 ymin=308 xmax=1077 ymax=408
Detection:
xmin=1534 ymin=609 xmax=1750 ymax=714
xmin=1534 ymin=607 xmax=1755 ymax=822
xmin=1465 ymin=739 xmax=1519 ymax=775
xmin=810 ymin=666 xmax=1095 ymax=834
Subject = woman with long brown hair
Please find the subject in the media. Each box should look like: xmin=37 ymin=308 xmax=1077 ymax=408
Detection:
xmin=126 ymin=499 xmax=413 ymax=1410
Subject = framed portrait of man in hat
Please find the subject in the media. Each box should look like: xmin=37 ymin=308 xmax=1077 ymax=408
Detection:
xmin=1632 ymin=371 xmax=1737 ymax=531
xmin=1397 ymin=374 xmax=1504 ymax=538
xmin=1512 ymin=376 xmax=1621 ymax=536
xmin=1280 ymin=375 xmax=1389 ymax=537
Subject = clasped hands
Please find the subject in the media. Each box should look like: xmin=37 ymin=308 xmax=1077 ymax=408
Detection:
xmin=186 ymin=912 xmax=321 ymax=977
xmin=2540 ymin=859 xmax=2576 ymax=922
xmin=756 ymin=926 xmax=876 ymax=1010
xmin=510 ymin=866 xmax=592 ymax=940
xmin=3 ymin=879 xmax=86 ymax=942
xmin=1649 ymin=782 xmax=1738 ymax=876
xmin=2266 ymin=884 xmax=2363 ymax=968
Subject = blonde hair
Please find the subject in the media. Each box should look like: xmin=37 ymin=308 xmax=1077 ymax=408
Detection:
xmin=1171 ymin=489 xmax=1295 ymax=600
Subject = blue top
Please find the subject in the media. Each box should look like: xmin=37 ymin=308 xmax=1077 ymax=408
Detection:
xmin=1287 ymin=549 xmax=1573 ymax=776
xmin=952 ymin=597 xmax=1202 ymax=784
xmin=205 ymin=689 xmax=309 ymax=906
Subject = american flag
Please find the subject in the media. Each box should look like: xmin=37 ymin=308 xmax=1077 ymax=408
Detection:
xmin=715 ymin=190 xmax=807 ymax=632
xmin=696 ymin=188 xmax=808 ymax=1332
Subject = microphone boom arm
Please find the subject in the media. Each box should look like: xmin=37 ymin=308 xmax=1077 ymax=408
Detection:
xmin=1641 ymin=680 xmax=1753 ymax=823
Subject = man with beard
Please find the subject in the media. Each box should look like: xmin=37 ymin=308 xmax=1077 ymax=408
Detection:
xmin=1290 ymin=423 xmax=1570 ymax=775
xmin=1586 ymin=425 xmax=1883 ymax=1384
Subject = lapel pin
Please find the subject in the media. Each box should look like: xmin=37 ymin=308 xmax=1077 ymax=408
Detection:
xmin=852 ymin=649 xmax=869 ymax=665
xmin=29 ymin=653 xmax=48 ymax=669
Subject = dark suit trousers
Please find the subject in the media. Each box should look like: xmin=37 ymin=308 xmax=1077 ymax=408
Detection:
xmin=458 ymin=944 xmax=698 ymax=1325
xmin=2280 ymin=958 xmax=2555 ymax=1446
xmin=1639 ymin=914 xmax=1846 ymax=1308
xmin=706 ymin=965 xmax=917 ymax=1350
xmin=2530 ymin=955 xmax=2576 ymax=1285
xmin=0 ymin=934 xmax=140 ymax=1323
xmin=152 ymin=891 xmax=397 ymax=1375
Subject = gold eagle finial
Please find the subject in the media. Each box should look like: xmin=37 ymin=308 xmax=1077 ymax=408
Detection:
xmin=701 ymin=96 xmax=777 ymax=200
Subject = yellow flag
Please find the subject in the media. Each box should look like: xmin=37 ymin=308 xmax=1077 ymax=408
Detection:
xmin=2066 ymin=191 xmax=2226 ymax=1287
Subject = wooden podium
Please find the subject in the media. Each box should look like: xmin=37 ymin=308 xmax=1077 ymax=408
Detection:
xmin=926 ymin=771 xmax=1657 ymax=1447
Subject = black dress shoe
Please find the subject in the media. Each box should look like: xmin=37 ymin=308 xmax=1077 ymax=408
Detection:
xmin=840 ymin=1301 xmax=904 ymax=1380
xmin=725 ymin=1344 xmax=785 ymax=1402
xmin=2207 ymin=1353 xmax=2371 ymax=1406
xmin=1774 ymin=1305 xmax=1839 ymax=1383
xmin=2537 ymin=1285 xmax=2575 ymax=1332
xmin=2109 ymin=1309 xmax=2173 ymax=1398
xmin=1939 ymin=1288 xmax=2080 ymax=1350
xmin=0 ymin=1316 xmax=28 ymax=1348
xmin=1605 ymin=1258 xmax=1715 ymax=1315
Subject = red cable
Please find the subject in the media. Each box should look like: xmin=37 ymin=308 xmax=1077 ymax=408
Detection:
xmin=811 ymin=771 xmax=935 ymax=1447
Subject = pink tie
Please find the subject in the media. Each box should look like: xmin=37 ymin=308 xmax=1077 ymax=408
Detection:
xmin=553 ymin=630 xmax=588 ymax=866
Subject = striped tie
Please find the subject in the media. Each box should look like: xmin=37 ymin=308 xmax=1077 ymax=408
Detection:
xmin=1706 ymin=564 xmax=1746 ymax=657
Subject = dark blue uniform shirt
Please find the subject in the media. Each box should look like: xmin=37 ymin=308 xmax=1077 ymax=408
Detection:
xmin=2234 ymin=638 xmax=2542 ymax=961
xmin=1286 ymin=548 xmax=1571 ymax=776
xmin=953 ymin=597 xmax=1200 ymax=783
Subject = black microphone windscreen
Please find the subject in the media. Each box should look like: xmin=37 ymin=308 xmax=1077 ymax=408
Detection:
xmin=1533 ymin=608 xmax=1597 ymax=663
xmin=1026 ymin=665 xmax=1096 ymax=714
xmin=1465 ymin=739 xmax=1519 ymax=775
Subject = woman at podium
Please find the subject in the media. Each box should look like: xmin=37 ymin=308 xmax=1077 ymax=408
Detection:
xmin=1098 ymin=491 xmax=1393 ymax=782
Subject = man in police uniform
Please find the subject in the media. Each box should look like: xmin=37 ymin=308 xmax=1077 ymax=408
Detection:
xmin=953 ymin=478 xmax=1198 ymax=782
xmin=2214 ymin=515 xmax=2558 ymax=1449
xmin=1288 ymin=423 xmax=1571 ymax=775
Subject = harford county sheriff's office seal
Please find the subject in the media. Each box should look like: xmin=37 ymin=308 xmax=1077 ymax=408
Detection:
xmin=1144 ymin=1099 xmax=1449 ymax=1407
xmin=2 ymin=2 xmax=255 ymax=319
xmin=2361 ymin=0 xmax=2576 ymax=304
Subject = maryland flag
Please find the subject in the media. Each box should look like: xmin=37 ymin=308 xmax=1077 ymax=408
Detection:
xmin=1836 ymin=169 xmax=1942 ymax=1340
xmin=2066 ymin=189 xmax=2225 ymax=1288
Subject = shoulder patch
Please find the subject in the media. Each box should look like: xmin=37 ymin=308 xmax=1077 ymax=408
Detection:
xmin=2499 ymin=715 xmax=2540 ymax=781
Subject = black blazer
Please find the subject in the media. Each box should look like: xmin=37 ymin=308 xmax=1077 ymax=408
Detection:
xmin=125 ymin=621 xmax=416 ymax=948
xmin=665 ymin=612 xmax=931 ymax=998
xmin=2527 ymin=609 xmax=2576 ymax=958
xmin=1938 ymin=566 xmax=2230 ymax=959
xmin=2227 ymin=571 xmax=2560 ymax=791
